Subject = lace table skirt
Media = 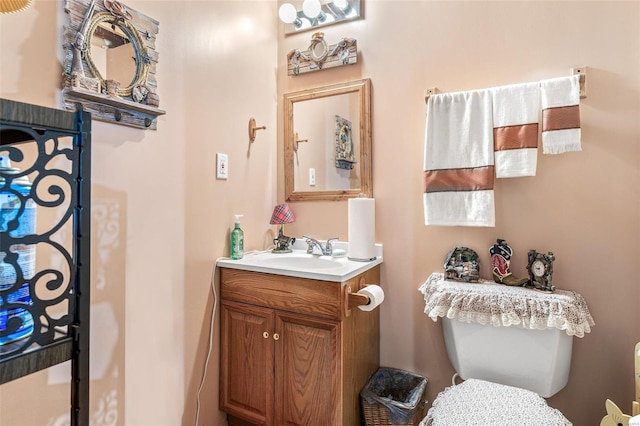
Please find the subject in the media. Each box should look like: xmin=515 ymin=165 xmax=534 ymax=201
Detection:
xmin=419 ymin=272 xmax=594 ymax=337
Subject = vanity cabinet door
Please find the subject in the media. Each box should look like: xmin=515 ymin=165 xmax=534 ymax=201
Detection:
xmin=220 ymin=301 xmax=276 ymax=425
xmin=274 ymin=312 xmax=341 ymax=426
xmin=220 ymin=266 xmax=380 ymax=426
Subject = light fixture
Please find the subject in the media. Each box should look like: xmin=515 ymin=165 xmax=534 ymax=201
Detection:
xmin=270 ymin=203 xmax=296 ymax=253
xmin=333 ymin=0 xmax=349 ymax=10
xmin=302 ymin=0 xmax=323 ymax=19
xmin=279 ymin=0 xmax=361 ymax=35
xmin=0 ymin=0 xmax=32 ymax=13
xmin=298 ymin=17 xmax=312 ymax=30
xmin=322 ymin=13 xmax=335 ymax=24
xmin=279 ymin=3 xmax=302 ymax=28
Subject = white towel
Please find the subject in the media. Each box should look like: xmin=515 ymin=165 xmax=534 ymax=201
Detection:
xmin=540 ymin=75 xmax=581 ymax=154
xmin=424 ymin=90 xmax=495 ymax=227
xmin=491 ymin=82 xmax=540 ymax=177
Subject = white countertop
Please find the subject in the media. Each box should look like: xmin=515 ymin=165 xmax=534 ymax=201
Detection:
xmin=216 ymin=240 xmax=383 ymax=282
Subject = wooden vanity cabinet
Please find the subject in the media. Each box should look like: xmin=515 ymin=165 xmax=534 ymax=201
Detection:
xmin=220 ymin=266 xmax=380 ymax=426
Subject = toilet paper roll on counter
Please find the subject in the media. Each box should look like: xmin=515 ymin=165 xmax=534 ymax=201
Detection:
xmin=357 ymin=284 xmax=385 ymax=312
xmin=348 ymin=197 xmax=376 ymax=261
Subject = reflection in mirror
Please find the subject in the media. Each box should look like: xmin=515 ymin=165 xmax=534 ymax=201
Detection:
xmin=84 ymin=11 xmax=148 ymax=98
xmin=293 ymin=92 xmax=360 ymax=192
xmin=90 ymin=22 xmax=137 ymax=88
xmin=284 ymin=79 xmax=371 ymax=201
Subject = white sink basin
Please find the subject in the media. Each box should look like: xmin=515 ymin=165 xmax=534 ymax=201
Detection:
xmin=261 ymin=253 xmax=344 ymax=270
xmin=216 ymin=243 xmax=383 ymax=282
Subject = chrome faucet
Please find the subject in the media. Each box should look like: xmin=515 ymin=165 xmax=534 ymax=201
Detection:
xmin=302 ymin=236 xmax=338 ymax=256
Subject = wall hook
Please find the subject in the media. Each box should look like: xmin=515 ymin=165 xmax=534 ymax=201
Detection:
xmin=248 ymin=117 xmax=266 ymax=142
xmin=294 ymin=132 xmax=308 ymax=152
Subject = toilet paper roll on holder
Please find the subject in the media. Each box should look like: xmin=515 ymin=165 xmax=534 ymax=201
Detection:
xmin=344 ymin=277 xmax=377 ymax=317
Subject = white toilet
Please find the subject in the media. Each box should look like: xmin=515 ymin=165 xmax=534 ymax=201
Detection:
xmin=419 ymin=272 xmax=595 ymax=425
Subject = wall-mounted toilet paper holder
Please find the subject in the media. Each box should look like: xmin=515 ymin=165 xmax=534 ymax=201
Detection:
xmin=344 ymin=277 xmax=382 ymax=317
xmin=345 ymin=285 xmax=369 ymax=317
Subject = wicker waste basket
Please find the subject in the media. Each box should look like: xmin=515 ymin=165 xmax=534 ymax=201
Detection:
xmin=360 ymin=367 xmax=428 ymax=426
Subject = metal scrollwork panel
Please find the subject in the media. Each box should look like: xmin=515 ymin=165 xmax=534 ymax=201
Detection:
xmin=1 ymin=130 xmax=78 ymax=357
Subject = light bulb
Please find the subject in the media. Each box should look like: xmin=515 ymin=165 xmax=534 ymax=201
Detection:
xmin=298 ymin=17 xmax=312 ymax=30
xmin=322 ymin=13 xmax=335 ymax=23
xmin=302 ymin=0 xmax=322 ymax=18
xmin=316 ymin=10 xmax=327 ymax=22
xmin=333 ymin=0 xmax=349 ymax=11
xmin=278 ymin=3 xmax=298 ymax=24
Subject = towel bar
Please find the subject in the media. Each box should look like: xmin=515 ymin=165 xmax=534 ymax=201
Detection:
xmin=424 ymin=87 xmax=439 ymax=103
xmin=424 ymin=67 xmax=588 ymax=103
xmin=572 ymin=66 xmax=587 ymax=98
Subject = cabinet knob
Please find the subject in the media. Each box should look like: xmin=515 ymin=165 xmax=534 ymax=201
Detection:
xmin=273 ymin=333 xmax=280 ymax=341
xmin=263 ymin=331 xmax=270 ymax=339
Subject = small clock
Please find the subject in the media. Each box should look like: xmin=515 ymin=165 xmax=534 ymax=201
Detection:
xmin=526 ymin=250 xmax=556 ymax=292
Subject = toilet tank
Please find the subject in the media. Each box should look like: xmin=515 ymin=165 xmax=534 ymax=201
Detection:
xmin=442 ymin=317 xmax=573 ymax=398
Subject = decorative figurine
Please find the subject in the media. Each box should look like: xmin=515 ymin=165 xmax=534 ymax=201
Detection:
xmin=269 ymin=203 xmax=296 ymax=253
xmin=526 ymin=250 xmax=556 ymax=292
xmin=273 ymin=232 xmax=296 ymax=254
xmin=105 ymin=79 xmax=120 ymax=97
xmin=489 ymin=239 xmax=529 ymax=286
xmin=444 ymin=247 xmax=480 ymax=282
xmin=335 ymin=116 xmax=355 ymax=170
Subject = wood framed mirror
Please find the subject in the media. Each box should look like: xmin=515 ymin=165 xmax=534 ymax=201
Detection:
xmin=284 ymin=78 xmax=372 ymax=201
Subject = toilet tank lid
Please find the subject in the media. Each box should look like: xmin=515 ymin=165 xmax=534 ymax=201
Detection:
xmin=419 ymin=272 xmax=595 ymax=338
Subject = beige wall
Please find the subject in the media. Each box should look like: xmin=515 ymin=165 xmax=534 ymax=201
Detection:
xmin=278 ymin=1 xmax=640 ymax=425
xmin=1 ymin=0 xmax=276 ymax=425
xmin=1 ymin=1 xmax=639 ymax=425
xmin=182 ymin=1 xmax=278 ymax=425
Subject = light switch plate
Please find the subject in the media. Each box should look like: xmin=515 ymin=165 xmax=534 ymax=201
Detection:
xmin=217 ymin=153 xmax=228 ymax=180
xmin=309 ymin=167 xmax=316 ymax=186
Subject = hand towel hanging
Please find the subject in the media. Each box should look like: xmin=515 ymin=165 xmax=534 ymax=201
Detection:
xmin=540 ymin=75 xmax=581 ymax=154
xmin=423 ymin=90 xmax=495 ymax=227
xmin=491 ymin=82 xmax=540 ymax=177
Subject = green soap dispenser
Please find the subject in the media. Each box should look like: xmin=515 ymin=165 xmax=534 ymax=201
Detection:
xmin=230 ymin=214 xmax=244 ymax=260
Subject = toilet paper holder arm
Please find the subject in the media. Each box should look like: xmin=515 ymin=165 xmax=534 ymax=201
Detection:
xmin=344 ymin=282 xmax=371 ymax=317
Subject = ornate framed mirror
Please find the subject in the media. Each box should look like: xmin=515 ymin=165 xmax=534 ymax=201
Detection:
xmin=284 ymin=79 xmax=372 ymax=201
xmin=85 ymin=11 xmax=148 ymax=98
xmin=63 ymin=0 xmax=165 ymax=129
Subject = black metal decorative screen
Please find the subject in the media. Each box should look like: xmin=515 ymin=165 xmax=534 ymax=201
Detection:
xmin=0 ymin=99 xmax=91 ymax=425
xmin=1 ymin=127 xmax=80 ymax=354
